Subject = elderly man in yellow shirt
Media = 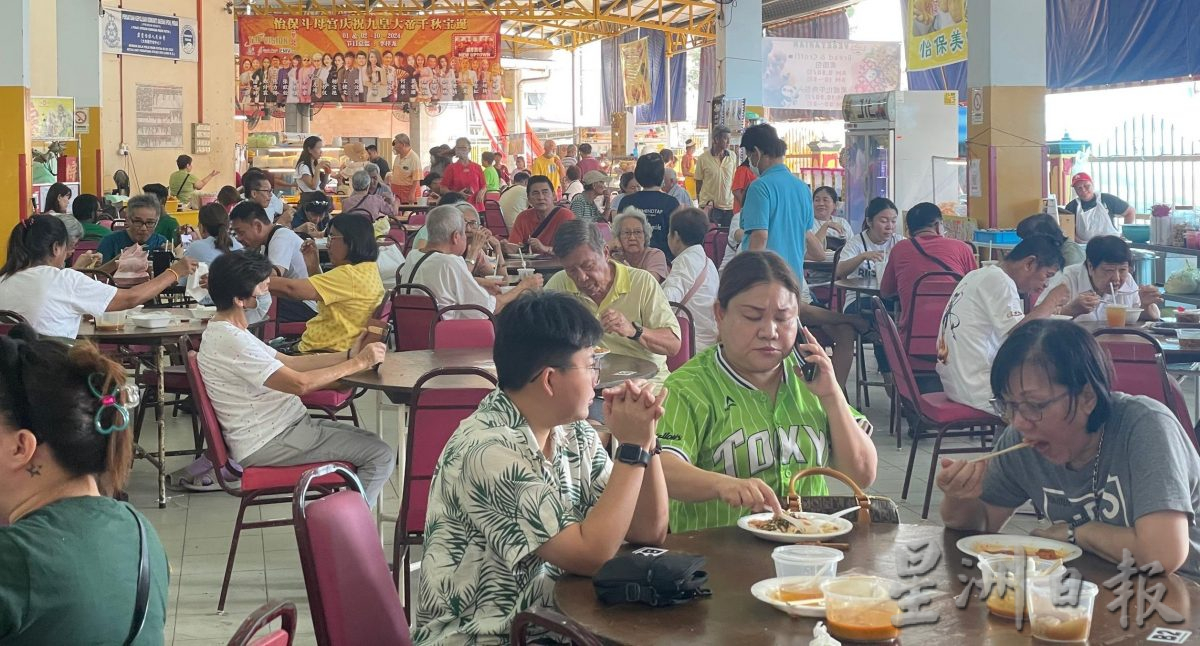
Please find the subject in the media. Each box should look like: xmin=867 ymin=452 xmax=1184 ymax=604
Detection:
xmin=267 ymin=213 xmax=385 ymax=353
xmin=545 ymin=219 xmax=681 ymax=381
xmin=530 ymin=139 xmax=564 ymax=198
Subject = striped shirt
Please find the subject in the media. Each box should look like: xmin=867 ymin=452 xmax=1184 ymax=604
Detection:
xmin=659 ymin=345 xmax=868 ymax=533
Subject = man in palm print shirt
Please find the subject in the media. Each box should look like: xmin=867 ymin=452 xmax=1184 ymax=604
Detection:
xmin=413 ymin=291 xmax=669 ymax=644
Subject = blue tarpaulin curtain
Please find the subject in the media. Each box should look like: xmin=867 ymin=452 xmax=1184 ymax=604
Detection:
xmin=907 ymin=0 xmax=1200 ymax=95
xmin=601 ymin=30 xmax=687 ymax=125
xmin=1046 ymin=0 xmax=1200 ymax=89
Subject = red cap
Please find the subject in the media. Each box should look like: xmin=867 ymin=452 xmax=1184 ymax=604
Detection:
xmin=1071 ymin=172 xmax=1092 ymax=187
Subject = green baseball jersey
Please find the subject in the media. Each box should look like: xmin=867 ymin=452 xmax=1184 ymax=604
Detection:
xmin=659 ymin=345 xmax=869 ymax=533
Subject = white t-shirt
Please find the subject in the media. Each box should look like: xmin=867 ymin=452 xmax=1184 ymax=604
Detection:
xmin=198 ymin=321 xmax=309 ymax=461
xmin=935 ymin=265 xmax=1025 ymax=412
xmin=661 ymin=244 xmax=720 ymax=352
xmin=266 ymin=193 xmax=285 ymax=220
xmin=1037 ymin=263 xmax=1140 ymax=323
xmin=0 ymin=266 xmax=118 ymax=339
xmin=498 ymin=186 xmax=528 ymax=229
xmin=264 ymin=226 xmax=316 ymax=312
xmin=295 ymin=162 xmax=321 ymax=193
xmin=401 ymin=249 xmax=494 ymax=319
xmin=810 ymin=216 xmax=853 ymax=239
xmin=840 ymin=231 xmax=904 ymax=309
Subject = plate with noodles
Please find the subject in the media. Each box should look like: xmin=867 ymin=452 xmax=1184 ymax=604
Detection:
xmin=956 ymin=535 xmax=1082 ymax=562
xmin=738 ymin=511 xmax=853 ymax=543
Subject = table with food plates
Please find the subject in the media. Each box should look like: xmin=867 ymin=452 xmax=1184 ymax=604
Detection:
xmin=556 ymin=522 xmax=1200 ymax=645
xmin=505 ymin=253 xmax=564 ymax=276
xmin=1078 ymin=320 xmax=1200 ymax=362
xmin=78 ymin=308 xmax=213 ymax=508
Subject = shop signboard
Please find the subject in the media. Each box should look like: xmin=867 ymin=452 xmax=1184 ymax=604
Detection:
xmin=30 ymin=97 xmax=76 ymax=142
xmin=619 ymin=38 xmax=651 ymax=107
xmin=762 ymin=38 xmax=901 ymax=111
xmin=236 ymin=14 xmax=502 ymax=107
xmin=903 ymin=0 xmax=967 ymax=71
xmin=100 ymin=9 xmax=199 ymax=62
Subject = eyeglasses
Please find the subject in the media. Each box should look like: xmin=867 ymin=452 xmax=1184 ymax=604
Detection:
xmin=128 ymin=219 xmax=158 ymax=229
xmin=990 ymin=392 xmax=1070 ymax=422
xmin=619 ymin=230 xmax=645 ymax=238
xmin=465 ymin=220 xmax=480 ymax=229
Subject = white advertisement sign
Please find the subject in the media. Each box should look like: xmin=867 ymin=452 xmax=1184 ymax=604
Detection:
xmin=762 ymin=38 xmax=901 ymax=111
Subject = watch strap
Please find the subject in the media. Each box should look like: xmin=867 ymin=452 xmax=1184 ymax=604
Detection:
xmin=616 ymin=443 xmax=652 ymax=467
xmin=629 ymin=321 xmax=644 ymax=341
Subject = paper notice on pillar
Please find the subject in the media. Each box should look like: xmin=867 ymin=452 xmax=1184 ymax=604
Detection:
xmin=969 ymin=159 xmax=982 ymax=198
xmin=761 ymin=38 xmax=901 ymax=111
xmin=904 ymin=0 xmax=967 ymax=71
xmin=620 ymin=38 xmax=652 ymax=107
xmin=101 ymin=9 xmax=199 ymax=62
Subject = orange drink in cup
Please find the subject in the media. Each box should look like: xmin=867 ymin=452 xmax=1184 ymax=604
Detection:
xmin=1105 ymin=304 xmax=1128 ymax=327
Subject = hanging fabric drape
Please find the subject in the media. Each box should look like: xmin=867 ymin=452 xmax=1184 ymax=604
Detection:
xmin=600 ymin=29 xmax=687 ymax=125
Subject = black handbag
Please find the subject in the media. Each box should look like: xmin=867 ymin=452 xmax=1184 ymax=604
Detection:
xmin=593 ymin=548 xmax=711 ymax=607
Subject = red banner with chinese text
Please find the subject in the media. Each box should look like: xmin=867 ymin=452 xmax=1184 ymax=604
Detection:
xmin=236 ymin=14 xmax=502 ymax=108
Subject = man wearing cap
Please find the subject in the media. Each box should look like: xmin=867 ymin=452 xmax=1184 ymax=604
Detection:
xmin=570 ymin=170 xmax=611 ymax=223
xmin=1064 ymin=172 xmax=1134 ymax=242
xmin=389 ymin=133 xmax=423 ymax=202
xmin=693 ymin=127 xmax=737 ymax=227
xmin=680 ymin=139 xmax=697 ymax=198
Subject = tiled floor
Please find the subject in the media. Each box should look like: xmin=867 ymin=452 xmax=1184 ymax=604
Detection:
xmin=133 ymin=379 xmax=1047 ymax=645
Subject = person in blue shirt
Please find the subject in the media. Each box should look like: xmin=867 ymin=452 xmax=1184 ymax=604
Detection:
xmin=97 ymin=194 xmax=170 ymax=263
xmin=738 ymin=123 xmax=865 ymax=388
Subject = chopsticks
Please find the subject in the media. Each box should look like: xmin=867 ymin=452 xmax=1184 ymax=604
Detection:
xmin=968 ymin=441 xmax=1033 ymax=463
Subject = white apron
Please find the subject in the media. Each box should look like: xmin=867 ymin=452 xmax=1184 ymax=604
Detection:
xmin=1074 ymin=196 xmax=1120 ymax=243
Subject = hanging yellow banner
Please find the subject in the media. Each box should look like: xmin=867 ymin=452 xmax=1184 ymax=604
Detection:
xmin=620 ymin=38 xmax=651 ymax=107
xmin=905 ymin=0 xmax=967 ymax=71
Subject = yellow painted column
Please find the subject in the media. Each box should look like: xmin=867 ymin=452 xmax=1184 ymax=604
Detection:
xmin=78 ymin=107 xmax=104 ymax=197
xmin=0 ymin=0 xmax=32 ymax=255
xmin=966 ymin=0 xmax=1047 ymax=230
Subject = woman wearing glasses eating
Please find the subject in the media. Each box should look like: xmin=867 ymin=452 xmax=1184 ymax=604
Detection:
xmin=937 ymin=319 xmax=1200 ymax=578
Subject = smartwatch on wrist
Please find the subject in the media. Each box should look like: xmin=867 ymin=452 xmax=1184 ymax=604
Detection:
xmin=615 ymin=443 xmax=652 ymax=468
xmin=629 ymin=321 xmax=644 ymax=341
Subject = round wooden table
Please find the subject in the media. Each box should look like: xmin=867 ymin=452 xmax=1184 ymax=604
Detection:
xmin=78 ymin=310 xmax=210 ymax=508
xmin=341 ymin=347 xmax=659 ymax=406
xmin=556 ymin=524 xmax=1200 ymax=645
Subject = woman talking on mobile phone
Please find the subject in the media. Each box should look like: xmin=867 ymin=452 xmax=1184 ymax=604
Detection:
xmin=655 ymin=251 xmax=878 ymax=533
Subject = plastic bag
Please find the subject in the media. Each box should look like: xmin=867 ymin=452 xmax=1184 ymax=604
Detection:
xmin=1165 ymin=262 xmax=1200 ymax=294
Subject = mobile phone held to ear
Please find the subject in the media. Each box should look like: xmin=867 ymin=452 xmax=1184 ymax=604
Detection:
xmin=794 ymin=322 xmax=818 ymax=382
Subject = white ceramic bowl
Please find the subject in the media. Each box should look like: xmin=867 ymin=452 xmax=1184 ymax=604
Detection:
xmin=1123 ymin=308 xmax=1144 ymax=325
xmin=129 ymin=313 xmax=172 ymax=329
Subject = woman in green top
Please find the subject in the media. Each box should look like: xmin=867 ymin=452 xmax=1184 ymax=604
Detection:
xmin=0 ymin=327 xmax=169 ymax=645
xmin=481 ymin=150 xmax=501 ymax=192
xmin=657 ymin=251 xmax=879 ymax=532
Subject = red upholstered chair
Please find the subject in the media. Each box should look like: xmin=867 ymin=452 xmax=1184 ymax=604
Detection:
xmin=890 ymin=271 xmax=962 ymax=448
xmin=511 ymin=609 xmax=601 ymax=646
xmin=300 ymin=292 xmax=393 ymax=423
xmin=382 ymin=225 xmax=405 ymax=249
xmin=1093 ymin=328 xmax=1200 ymax=453
xmin=391 ymin=283 xmax=439 ymax=351
xmin=0 ymin=310 xmax=27 ymax=336
xmin=429 ymin=304 xmax=495 ymax=349
xmin=702 ymin=227 xmax=729 ymax=268
xmin=595 ymin=221 xmax=613 ymax=243
xmin=407 ymin=211 xmax=427 ymax=226
xmin=186 ymin=351 xmax=353 ymax=612
xmin=226 ymin=600 xmax=297 ymax=646
xmin=97 ymin=218 xmax=114 ymax=230
xmin=872 ymin=297 xmax=1003 ymax=518
xmin=295 ymin=465 xmax=412 ymax=646
xmin=483 ymin=199 xmax=508 ymax=239
xmin=393 ymin=368 xmax=497 ymax=610
xmin=69 ymin=240 xmax=99 ymax=266
xmin=807 ymin=245 xmax=844 ymax=310
xmin=668 ymin=301 xmax=696 ymax=372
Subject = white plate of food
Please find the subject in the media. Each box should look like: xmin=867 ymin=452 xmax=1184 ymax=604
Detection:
xmin=956 ymin=534 xmax=1082 ymax=562
xmin=750 ymin=576 xmax=826 ymax=618
xmin=738 ymin=511 xmax=853 ymax=543
xmin=592 ymin=346 xmax=611 ymax=358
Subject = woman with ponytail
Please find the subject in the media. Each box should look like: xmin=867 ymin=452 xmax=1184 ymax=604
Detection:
xmin=178 ymin=204 xmax=270 ymax=330
xmin=0 ymin=215 xmax=197 ymax=341
xmin=0 ymin=326 xmax=169 ymax=644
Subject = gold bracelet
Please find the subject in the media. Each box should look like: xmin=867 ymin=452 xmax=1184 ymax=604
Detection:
xmin=165 ymin=268 xmax=180 ymax=282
